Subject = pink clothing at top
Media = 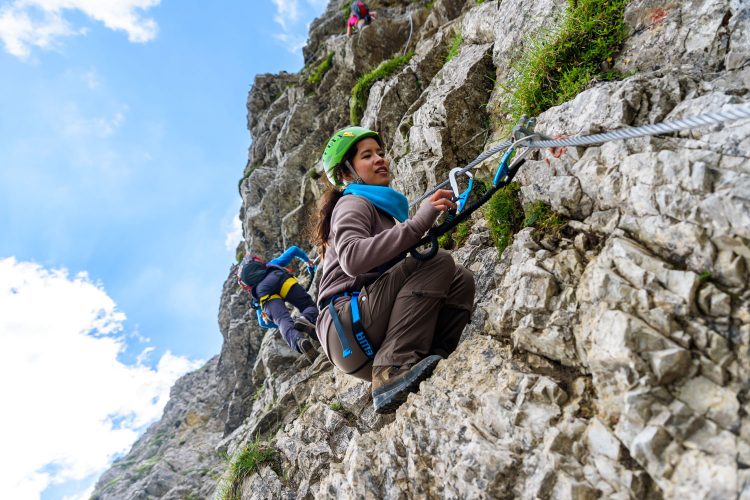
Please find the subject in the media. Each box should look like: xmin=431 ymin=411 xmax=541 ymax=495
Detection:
xmin=347 ymin=14 xmax=358 ymax=28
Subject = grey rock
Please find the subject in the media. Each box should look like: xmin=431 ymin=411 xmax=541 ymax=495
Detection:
xmin=94 ymin=0 xmax=750 ymax=498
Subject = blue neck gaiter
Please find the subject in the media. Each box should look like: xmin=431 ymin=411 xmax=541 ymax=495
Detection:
xmin=343 ymin=184 xmax=409 ymax=223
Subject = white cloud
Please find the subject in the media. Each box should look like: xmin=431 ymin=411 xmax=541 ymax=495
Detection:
xmin=60 ymin=103 xmax=127 ymax=140
xmin=63 ymin=485 xmax=94 ymax=500
xmin=271 ymin=0 xmax=300 ymax=32
xmin=273 ymin=31 xmax=307 ymax=54
xmin=80 ymin=69 xmax=101 ymax=90
xmin=0 ymin=0 xmax=160 ymax=59
xmin=0 ymin=257 xmax=202 ymax=499
xmin=224 ymin=214 xmax=243 ymax=252
xmin=271 ymin=0 xmax=329 ymax=55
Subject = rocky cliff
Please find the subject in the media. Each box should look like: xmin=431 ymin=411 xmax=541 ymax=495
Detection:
xmin=92 ymin=0 xmax=750 ymax=498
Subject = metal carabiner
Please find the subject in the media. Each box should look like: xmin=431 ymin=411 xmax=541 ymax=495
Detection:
xmin=492 ymin=148 xmax=515 ymax=187
xmin=448 ymin=167 xmax=474 ymax=214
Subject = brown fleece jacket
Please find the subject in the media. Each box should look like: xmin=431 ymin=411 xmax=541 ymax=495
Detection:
xmin=317 ymin=194 xmax=440 ymax=310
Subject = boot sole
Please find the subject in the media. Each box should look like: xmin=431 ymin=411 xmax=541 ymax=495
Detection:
xmin=294 ymin=320 xmax=317 ymax=336
xmin=372 ymin=355 xmax=442 ymax=414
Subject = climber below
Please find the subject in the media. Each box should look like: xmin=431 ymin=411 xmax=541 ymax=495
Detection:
xmin=237 ymin=245 xmax=320 ymax=363
xmin=313 ymin=126 xmax=476 ymax=413
xmin=346 ymin=1 xmax=377 ymax=37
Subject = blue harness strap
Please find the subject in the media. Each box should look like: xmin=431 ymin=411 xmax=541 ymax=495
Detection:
xmin=326 ymin=292 xmax=374 ymax=359
xmin=349 ymin=293 xmax=374 ymax=357
xmin=328 ymin=299 xmax=353 ymax=358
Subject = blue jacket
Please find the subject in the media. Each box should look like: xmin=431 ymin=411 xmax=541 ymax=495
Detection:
xmin=251 ymin=246 xmax=311 ymax=301
xmin=268 ymin=245 xmax=310 ymax=268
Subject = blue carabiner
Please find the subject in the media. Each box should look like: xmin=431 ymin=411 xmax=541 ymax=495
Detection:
xmin=448 ymin=167 xmax=474 ymax=214
xmin=492 ymin=148 xmax=516 ymax=187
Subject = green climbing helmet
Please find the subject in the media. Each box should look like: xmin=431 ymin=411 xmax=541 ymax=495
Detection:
xmin=322 ymin=126 xmax=382 ymax=186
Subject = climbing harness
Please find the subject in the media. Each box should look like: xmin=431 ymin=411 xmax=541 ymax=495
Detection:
xmin=253 ymin=263 xmax=317 ymax=329
xmin=324 ymin=292 xmax=375 ymax=367
xmin=407 ymin=102 xmax=750 ymax=260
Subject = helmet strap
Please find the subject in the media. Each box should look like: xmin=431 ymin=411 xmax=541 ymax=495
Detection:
xmin=344 ymin=160 xmax=365 ymax=185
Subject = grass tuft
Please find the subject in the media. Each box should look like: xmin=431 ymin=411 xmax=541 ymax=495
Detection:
xmin=350 ymin=52 xmax=414 ymax=125
xmin=216 ymin=435 xmax=278 ymax=500
xmin=445 ymin=31 xmax=463 ymax=64
xmin=484 ymin=186 xmax=567 ymax=253
xmin=498 ymin=0 xmax=630 ymax=123
xmin=523 ymin=201 xmax=565 ymax=239
xmin=236 ymin=244 xmax=246 ymax=264
xmin=329 ymin=401 xmax=343 ymax=411
xmin=238 ymin=164 xmax=259 ymax=195
xmin=485 ymin=182 xmax=524 ymax=254
xmin=298 ymin=403 xmax=310 ymax=417
xmin=307 ymin=52 xmax=334 ymax=86
xmin=438 ymin=220 xmax=472 ymax=250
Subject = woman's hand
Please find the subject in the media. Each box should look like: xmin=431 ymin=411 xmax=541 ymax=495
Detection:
xmin=428 ymin=189 xmax=456 ymax=212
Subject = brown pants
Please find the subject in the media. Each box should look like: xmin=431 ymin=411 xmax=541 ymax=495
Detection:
xmin=321 ymin=250 xmax=475 ymax=380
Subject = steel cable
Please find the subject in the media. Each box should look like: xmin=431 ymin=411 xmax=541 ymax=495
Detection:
xmin=410 ymin=102 xmax=750 ymax=207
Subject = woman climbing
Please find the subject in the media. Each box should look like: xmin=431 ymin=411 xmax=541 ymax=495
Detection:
xmin=313 ymin=126 xmax=475 ymax=414
xmin=346 ymin=1 xmax=377 ymax=37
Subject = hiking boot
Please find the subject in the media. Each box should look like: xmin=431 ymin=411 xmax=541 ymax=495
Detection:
xmin=296 ymin=336 xmax=319 ymax=364
xmin=294 ymin=317 xmax=317 ymax=337
xmin=371 ymin=355 xmax=442 ymax=414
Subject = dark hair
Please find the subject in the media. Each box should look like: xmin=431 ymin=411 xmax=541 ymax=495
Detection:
xmin=311 ymin=145 xmax=360 ymax=258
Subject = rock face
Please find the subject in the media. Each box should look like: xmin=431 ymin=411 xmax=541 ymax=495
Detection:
xmin=92 ymin=0 xmax=750 ymax=498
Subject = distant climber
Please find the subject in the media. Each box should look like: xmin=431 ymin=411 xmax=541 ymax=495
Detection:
xmin=237 ymin=245 xmax=320 ymax=363
xmin=312 ymin=126 xmax=476 ymax=414
xmin=346 ymin=1 xmax=378 ymax=37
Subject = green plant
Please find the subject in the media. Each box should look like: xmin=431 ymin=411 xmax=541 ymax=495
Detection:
xmin=438 ymin=220 xmax=472 ymax=250
xmin=329 ymin=401 xmax=357 ymax=424
xmin=134 ymin=455 xmax=160 ymax=477
xmin=350 ymin=52 xmax=415 ymax=124
xmin=307 ymin=52 xmax=334 ymax=86
xmin=298 ymin=403 xmax=310 ymax=417
xmin=252 ymin=385 xmax=264 ymax=402
xmin=264 ymin=395 xmax=279 ymax=413
xmin=235 ymin=244 xmax=246 ymax=264
xmin=498 ymin=0 xmax=629 ymax=124
xmin=445 ymin=31 xmax=463 ymax=64
xmin=238 ymin=164 xmax=259 ymax=195
xmin=699 ymin=270 xmax=712 ymax=283
xmin=523 ymin=200 xmax=565 ymax=238
xmin=329 ymin=401 xmax=343 ymax=411
xmin=216 ymin=436 xmax=278 ymax=500
xmin=485 ymin=182 xmax=524 ymax=254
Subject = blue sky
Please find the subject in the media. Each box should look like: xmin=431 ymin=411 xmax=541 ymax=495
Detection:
xmin=0 ymin=0 xmax=329 ymax=498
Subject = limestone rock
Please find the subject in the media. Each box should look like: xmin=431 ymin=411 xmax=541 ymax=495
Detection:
xmin=93 ymin=0 xmax=750 ymax=498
